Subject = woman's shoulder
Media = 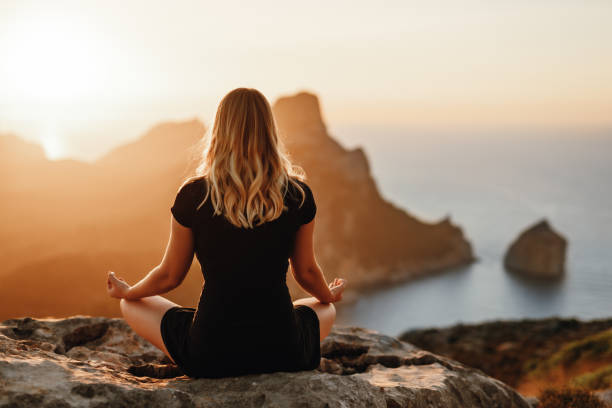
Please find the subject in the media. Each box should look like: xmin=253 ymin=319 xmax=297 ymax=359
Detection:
xmin=286 ymin=176 xmax=312 ymax=197
xmin=174 ymin=176 xmax=209 ymax=206
xmin=177 ymin=175 xmax=208 ymax=192
xmin=171 ymin=176 xmax=209 ymax=227
xmin=288 ymin=175 xmax=313 ymax=188
xmin=286 ymin=176 xmax=316 ymax=208
xmin=286 ymin=176 xmax=316 ymax=224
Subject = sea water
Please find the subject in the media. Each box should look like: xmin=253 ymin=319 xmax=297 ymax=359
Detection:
xmin=329 ymin=125 xmax=612 ymax=337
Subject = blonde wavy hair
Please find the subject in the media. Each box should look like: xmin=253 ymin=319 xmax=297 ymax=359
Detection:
xmin=188 ymin=87 xmax=307 ymax=229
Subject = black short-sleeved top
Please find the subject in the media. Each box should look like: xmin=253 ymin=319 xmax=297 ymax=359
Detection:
xmin=161 ymin=176 xmax=320 ymax=378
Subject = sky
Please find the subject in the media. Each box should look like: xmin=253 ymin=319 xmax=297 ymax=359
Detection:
xmin=0 ymin=0 xmax=611 ymax=161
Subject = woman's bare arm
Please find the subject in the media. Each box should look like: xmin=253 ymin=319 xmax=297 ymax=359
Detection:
xmin=289 ymin=218 xmax=338 ymax=304
xmin=109 ymin=215 xmax=195 ymax=300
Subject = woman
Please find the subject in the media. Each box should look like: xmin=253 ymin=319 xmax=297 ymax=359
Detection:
xmin=106 ymin=87 xmax=346 ymax=378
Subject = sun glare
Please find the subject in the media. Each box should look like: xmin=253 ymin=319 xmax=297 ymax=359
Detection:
xmin=40 ymin=125 xmax=65 ymax=160
xmin=2 ymin=13 xmax=108 ymax=103
xmin=1 ymin=11 xmax=113 ymax=159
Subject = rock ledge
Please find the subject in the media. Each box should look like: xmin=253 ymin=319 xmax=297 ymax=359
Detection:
xmin=0 ymin=316 xmax=530 ymax=407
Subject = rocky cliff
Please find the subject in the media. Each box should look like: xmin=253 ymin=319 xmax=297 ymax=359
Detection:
xmin=273 ymin=92 xmax=474 ymax=294
xmin=0 ymin=316 xmax=530 ymax=408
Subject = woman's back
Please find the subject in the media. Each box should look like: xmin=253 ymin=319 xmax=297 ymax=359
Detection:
xmin=163 ymin=175 xmax=318 ymax=377
xmin=108 ymin=88 xmax=343 ymax=380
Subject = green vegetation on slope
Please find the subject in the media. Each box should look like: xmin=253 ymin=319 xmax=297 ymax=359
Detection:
xmin=526 ymin=328 xmax=612 ymax=376
xmin=571 ymin=364 xmax=612 ymax=390
xmin=552 ymin=328 xmax=612 ymax=366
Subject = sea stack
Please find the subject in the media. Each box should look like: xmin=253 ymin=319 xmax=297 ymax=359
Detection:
xmin=503 ymin=219 xmax=568 ymax=278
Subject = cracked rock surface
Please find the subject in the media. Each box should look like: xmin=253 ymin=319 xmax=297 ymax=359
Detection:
xmin=0 ymin=316 xmax=530 ymax=408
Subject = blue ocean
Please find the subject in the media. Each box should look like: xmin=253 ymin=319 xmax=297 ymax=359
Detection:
xmin=330 ymin=125 xmax=612 ymax=337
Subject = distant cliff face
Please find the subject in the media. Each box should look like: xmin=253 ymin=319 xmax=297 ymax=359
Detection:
xmin=0 ymin=316 xmax=530 ymax=407
xmin=273 ymin=92 xmax=474 ymax=293
xmin=0 ymin=91 xmax=473 ymax=320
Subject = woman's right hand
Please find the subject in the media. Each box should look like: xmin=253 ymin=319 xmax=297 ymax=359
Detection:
xmin=107 ymin=271 xmax=132 ymax=299
xmin=328 ymin=278 xmax=346 ymax=302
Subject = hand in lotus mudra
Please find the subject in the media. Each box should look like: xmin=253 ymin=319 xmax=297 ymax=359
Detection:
xmin=107 ymin=271 xmax=131 ymax=299
xmin=328 ymin=278 xmax=346 ymax=302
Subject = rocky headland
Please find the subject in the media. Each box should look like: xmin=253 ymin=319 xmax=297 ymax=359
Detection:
xmin=273 ymin=92 xmax=475 ymax=295
xmin=0 ymin=316 xmax=531 ymax=408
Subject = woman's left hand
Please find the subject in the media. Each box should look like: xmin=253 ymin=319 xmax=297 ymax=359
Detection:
xmin=328 ymin=278 xmax=346 ymax=302
xmin=107 ymin=271 xmax=131 ymax=299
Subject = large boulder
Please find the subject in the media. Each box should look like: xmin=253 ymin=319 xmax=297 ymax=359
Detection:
xmin=503 ymin=219 xmax=568 ymax=278
xmin=0 ymin=316 xmax=530 ymax=407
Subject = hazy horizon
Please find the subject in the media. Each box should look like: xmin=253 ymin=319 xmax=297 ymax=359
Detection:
xmin=5 ymin=116 xmax=612 ymax=166
xmin=1 ymin=0 xmax=611 ymax=161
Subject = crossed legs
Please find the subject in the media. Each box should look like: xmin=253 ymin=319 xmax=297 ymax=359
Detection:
xmin=119 ymin=295 xmax=336 ymax=361
xmin=292 ymin=296 xmax=336 ymax=341
xmin=119 ymin=296 xmax=179 ymax=363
